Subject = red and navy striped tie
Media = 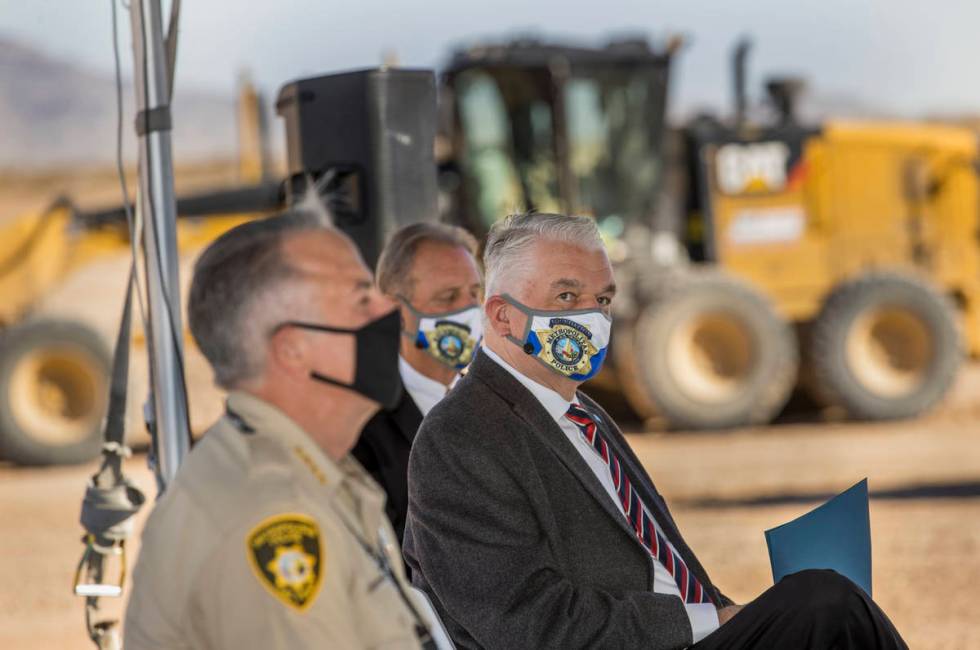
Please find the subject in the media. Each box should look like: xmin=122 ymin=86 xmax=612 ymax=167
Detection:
xmin=565 ymin=403 xmax=713 ymax=605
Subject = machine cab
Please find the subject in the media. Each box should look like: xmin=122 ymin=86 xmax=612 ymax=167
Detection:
xmin=438 ymin=38 xmax=675 ymax=245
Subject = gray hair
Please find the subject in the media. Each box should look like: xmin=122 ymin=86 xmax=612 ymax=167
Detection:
xmin=188 ymin=210 xmax=329 ymax=388
xmin=376 ymin=222 xmax=480 ymax=298
xmin=483 ymin=212 xmax=604 ymax=296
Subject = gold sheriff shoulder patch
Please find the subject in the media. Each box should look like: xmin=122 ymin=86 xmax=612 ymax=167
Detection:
xmin=246 ymin=513 xmax=323 ymax=611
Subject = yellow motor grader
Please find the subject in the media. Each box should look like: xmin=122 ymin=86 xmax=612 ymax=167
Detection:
xmin=436 ymin=37 xmax=977 ymax=429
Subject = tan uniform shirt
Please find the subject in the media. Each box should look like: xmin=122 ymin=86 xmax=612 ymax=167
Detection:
xmin=124 ymin=392 xmax=425 ymax=649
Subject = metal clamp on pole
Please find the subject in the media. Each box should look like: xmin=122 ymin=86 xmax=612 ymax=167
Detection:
xmin=134 ymin=105 xmax=172 ymax=136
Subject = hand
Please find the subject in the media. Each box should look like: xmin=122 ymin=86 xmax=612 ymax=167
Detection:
xmin=717 ymin=604 xmax=744 ymax=626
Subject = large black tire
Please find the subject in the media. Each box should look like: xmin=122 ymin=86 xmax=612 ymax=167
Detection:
xmin=614 ymin=272 xmax=798 ymax=429
xmin=804 ymin=272 xmax=961 ymax=420
xmin=0 ymin=319 xmax=111 ymax=465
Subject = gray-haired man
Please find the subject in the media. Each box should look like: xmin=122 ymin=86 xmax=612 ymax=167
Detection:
xmin=403 ymin=212 xmax=907 ymax=649
xmin=125 ymin=213 xmax=432 ymax=649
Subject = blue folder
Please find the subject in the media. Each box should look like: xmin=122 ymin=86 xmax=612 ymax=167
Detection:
xmin=764 ymin=479 xmax=872 ymax=596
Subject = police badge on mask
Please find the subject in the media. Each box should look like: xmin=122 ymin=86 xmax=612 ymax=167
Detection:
xmin=400 ymin=301 xmax=483 ymax=370
xmin=502 ymin=294 xmax=611 ymax=381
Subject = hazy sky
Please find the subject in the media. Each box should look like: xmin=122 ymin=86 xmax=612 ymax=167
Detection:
xmin=4 ymin=0 xmax=980 ymax=117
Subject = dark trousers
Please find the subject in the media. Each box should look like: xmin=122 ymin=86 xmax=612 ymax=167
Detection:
xmin=692 ymin=570 xmax=908 ymax=650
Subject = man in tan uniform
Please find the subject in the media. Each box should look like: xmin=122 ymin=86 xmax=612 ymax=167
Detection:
xmin=125 ymin=212 xmax=431 ymax=649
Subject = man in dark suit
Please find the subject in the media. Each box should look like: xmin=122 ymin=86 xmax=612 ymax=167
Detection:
xmin=352 ymin=222 xmax=482 ymax=543
xmin=404 ymin=212 xmax=907 ymax=649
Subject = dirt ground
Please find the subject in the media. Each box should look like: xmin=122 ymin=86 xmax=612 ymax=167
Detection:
xmin=1 ymin=168 xmax=978 ymax=648
xmin=0 ymin=391 xmax=978 ymax=649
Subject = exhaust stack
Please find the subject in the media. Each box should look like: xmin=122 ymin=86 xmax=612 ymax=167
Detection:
xmin=732 ymin=37 xmax=752 ymax=129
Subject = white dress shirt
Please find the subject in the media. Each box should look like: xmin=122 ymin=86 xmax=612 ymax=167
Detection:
xmin=399 ymin=356 xmax=454 ymax=416
xmin=481 ymin=346 xmax=720 ymax=645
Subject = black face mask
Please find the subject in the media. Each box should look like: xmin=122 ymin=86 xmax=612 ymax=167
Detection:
xmin=278 ymin=310 xmax=403 ymax=410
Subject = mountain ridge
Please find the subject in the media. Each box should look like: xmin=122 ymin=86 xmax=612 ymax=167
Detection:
xmin=0 ymin=34 xmax=236 ymax=169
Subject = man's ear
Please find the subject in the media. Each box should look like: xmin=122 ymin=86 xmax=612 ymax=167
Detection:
xmin=484 ymin=295 xmax=514 ymax=338
xmin=268 ymin=328 xmax=308 ymax=379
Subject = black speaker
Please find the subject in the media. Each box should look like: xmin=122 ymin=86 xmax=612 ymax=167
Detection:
xmin=275 ymin=68 xmax=438 ymax=266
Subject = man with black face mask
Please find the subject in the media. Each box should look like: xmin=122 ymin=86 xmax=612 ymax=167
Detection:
xmin=125 ymin=213 xmax=439 ymax=649
xmin=352 ymin=223 xmax=482 ymax=545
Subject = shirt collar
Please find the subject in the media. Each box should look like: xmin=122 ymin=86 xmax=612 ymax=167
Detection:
xmin=225 ymin=390 xmax=351 ymax=492
xmin=480 ymin=345 xmax=572 ymax=423
xmin=398 ymin=355 xmax=453 ymax=415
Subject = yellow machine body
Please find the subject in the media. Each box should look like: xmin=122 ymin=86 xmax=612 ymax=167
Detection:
xmin=704 ymin=121 xmax=980 ymax=354
xmin=0 ymin=208 xmax=256 ymax=326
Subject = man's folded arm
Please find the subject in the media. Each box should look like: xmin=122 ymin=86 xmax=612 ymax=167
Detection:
xmin=407 ymin=424 xmax=693 ymax=650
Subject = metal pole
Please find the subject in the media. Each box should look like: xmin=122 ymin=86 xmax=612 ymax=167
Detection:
xmin=130 ymin=0 xmax=191 ymax=487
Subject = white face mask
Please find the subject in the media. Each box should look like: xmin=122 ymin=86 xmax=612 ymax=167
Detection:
xmin=502 ymin=294 xmax=612 ymax=381
xmin=401 ymin=302 xmax=483 ymax=370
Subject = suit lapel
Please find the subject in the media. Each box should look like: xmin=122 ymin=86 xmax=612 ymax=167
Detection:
xmin=390 ymin=387 xmax=424 ymax=444
xmin=512 ymin=400 xmax=642 ymax=541
xmin=468 ymin=355 xmax=725 ymax=601
xmin=468 ymin=355 xmax=640 ymax=543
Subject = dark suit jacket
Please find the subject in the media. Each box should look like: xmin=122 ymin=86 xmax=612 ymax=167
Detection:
xmin=351 ymin=385 xmax=423 ymax=544
xmin=403 ymin=352 xmax=729 ymax=650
